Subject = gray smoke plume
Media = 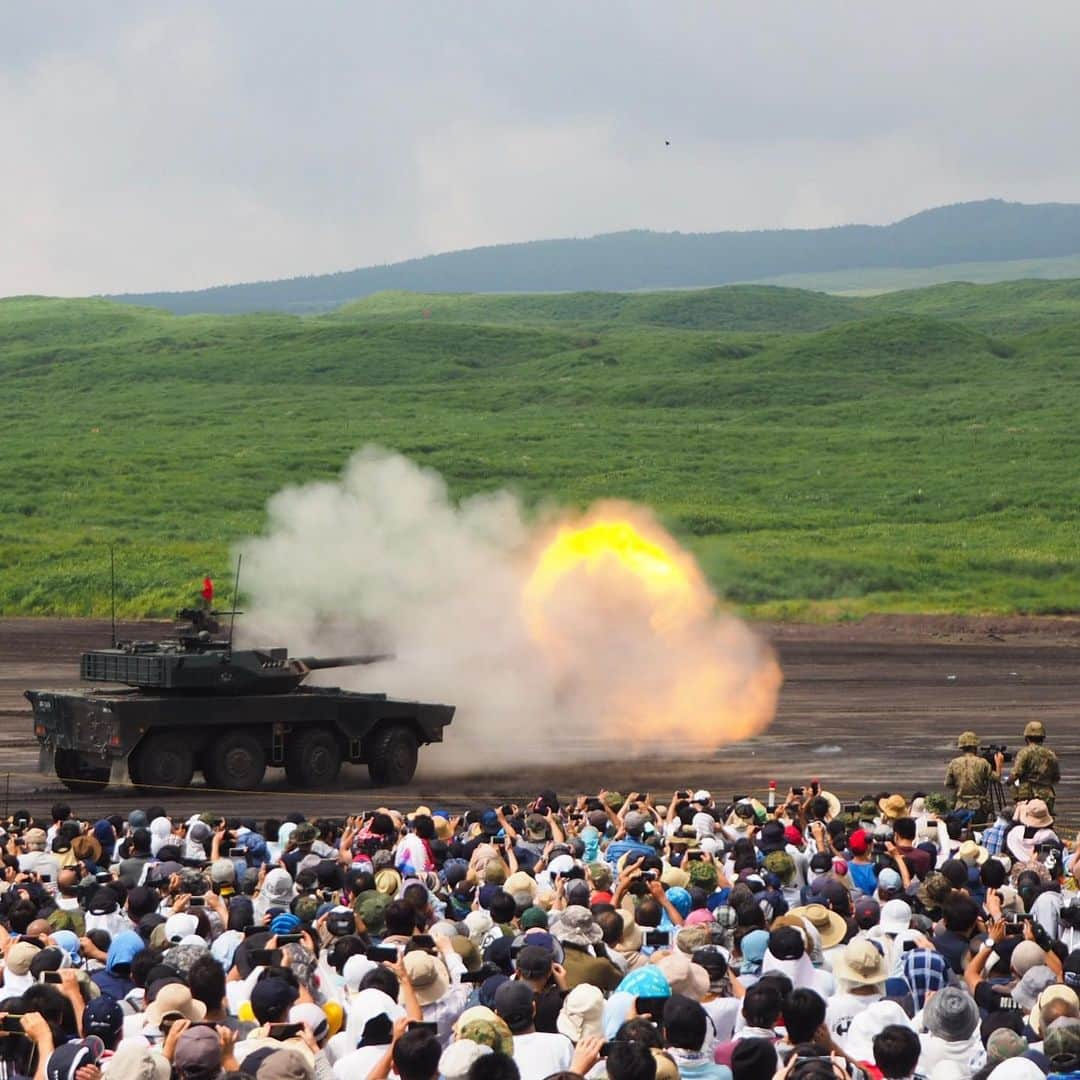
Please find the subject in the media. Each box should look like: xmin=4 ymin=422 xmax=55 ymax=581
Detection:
xmin=239 ymin=447 xmax=780 ymax=776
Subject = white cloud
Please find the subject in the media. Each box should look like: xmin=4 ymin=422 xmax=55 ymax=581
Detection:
xmin=1 ymin=1 xmax=1078 ymax=295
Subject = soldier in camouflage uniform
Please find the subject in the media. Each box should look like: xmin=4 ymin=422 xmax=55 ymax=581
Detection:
xmin=945 ymin=731 xmax=1002 ymax=821
xmin=1012 ymin=720 xmax=1060 ymax=813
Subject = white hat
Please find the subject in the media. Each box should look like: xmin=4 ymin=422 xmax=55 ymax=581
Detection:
xmin=548 ymin=854 xmax=575 ymax=877
xmin=289 ymin=1003 xmax=329 ymax=1041
xmin=439 ymin=1040 xmax=491 ymax=1080
xmin=343 ymin=955 xmax=377 ymax=991
xmin=693 ymin=790 xmax=712 ymax=804
xmin=164 ymin=913 xmax=199 ymax=944
xmin=556 ymin=983 xmax=606 ymax=1042
xmin=879 ymin=899 xmax=912 ymax=935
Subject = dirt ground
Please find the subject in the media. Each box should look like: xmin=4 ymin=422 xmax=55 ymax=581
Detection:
xmin=2 ymin=615 xmax=1078 ymax=823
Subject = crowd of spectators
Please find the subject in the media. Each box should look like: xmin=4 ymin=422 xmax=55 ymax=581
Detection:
xmin=1 ymin=769 xmax=1078 ymax=1080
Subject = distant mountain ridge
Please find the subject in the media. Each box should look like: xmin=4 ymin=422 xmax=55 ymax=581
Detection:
xmin=109 ymin=198 xmax=1080 ymax=315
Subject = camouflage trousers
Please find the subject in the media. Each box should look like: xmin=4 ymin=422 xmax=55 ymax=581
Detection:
xmin=1015 ymin=784 xmax=1056 ymax=814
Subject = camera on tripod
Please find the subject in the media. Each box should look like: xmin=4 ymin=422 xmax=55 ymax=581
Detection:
xmin=980 ymin=743 xmax=1012 ymax=767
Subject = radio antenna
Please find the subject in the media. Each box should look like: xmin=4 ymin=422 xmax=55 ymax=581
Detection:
xmin=228 ymin=555 xmax=242 ymax=653
xmin=110 ymin=546 xmax=117 ymax=647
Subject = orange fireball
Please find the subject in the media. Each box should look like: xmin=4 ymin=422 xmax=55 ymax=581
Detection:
xmin=520 ymin=506 xmax=781 ymax=748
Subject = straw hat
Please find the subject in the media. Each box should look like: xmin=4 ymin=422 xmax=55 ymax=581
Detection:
xmin=832 ymin=939 xmax=887 ymax=987
xmin=878 ymin=795 xmax=909 ymax=821
xmin=788 ymin=904 xmax=847 ymax=949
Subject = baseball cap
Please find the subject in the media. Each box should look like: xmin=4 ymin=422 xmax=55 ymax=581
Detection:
xmin=251 ymin=978 xmax=300 ymax=1024
xmin=83 ymin=998 xmax=124 ymax=1046
xmin=210 ymin=860 xmax=235 ymax=885
xmin=514 ymin=945 xmax=554 ymax=980
xmin=326 ymin=908 xmax=356 ymax=937
xmin=692 ymin=791 xmax=711 ymax=804
xmin=854 ymin=897 xmax=880 ymax=928
xmin=164 ymin=914 xmax=199 ymax=944
xmin=494 ymin=981 xmax=535 ymax=1035
xmin=877 ymin=868 xmax=903 ymax=894
xmin=172 ymin=1025 xmax=222 ymax=1077
xmin=46 ymin=1039 xmax=102 ymax=1080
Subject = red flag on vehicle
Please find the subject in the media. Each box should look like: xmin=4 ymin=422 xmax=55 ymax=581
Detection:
xmin=201 ymin=577 xmax=214 ymax=603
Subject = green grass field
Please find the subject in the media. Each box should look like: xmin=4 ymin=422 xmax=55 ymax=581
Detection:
xmin=3 ymin=279 xmax=1080 ymax=618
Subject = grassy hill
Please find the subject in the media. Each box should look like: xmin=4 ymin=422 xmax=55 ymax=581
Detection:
xmin=3 ymin=278 xmax=1080 ymax=618
xmin=107 ymin=200 xmax=1080 ymax=315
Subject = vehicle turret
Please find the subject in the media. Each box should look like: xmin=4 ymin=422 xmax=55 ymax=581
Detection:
xmin=78 ymin=608 xmax=389 ymax=694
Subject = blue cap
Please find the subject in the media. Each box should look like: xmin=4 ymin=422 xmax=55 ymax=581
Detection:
xmin=270 ymin=913 xmax=302 ymax=935
xmin=616 ymin=966 xmax=671 ymax=998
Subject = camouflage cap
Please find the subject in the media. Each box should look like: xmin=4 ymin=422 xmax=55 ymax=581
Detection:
xmin=179 ymin=870 xmax=209 ymax=895
xmin=292 ymin=895 xmax=319 ymax=924
xmin=688 ymin=860 xmax=718 ymax=890
xmin=292 ymin=822 xmax=318 ymax=845
xmin=1025 ymin=720 xmax=1046 ymax=738
xmin=923 ymin=872 xmax=954 ymax=906
xmin=763 ymin=851 xmax=796 ymax=885
xmin=1044 ymin=1022 xmax=1080 ymax=1068
xmin=957 ymin=731 xmax=979 ymax=749
xmin=457 ymin=1018 xmax=514 ymax=1056
xmin=924 ymin=792 xmax=950 ymax=816
xmin=352 ymin=891 xmax=389 ymax=935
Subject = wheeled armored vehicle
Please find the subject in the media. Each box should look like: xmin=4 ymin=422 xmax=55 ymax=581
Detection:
xmin=26 ymin=607 xmax=454 ymax=793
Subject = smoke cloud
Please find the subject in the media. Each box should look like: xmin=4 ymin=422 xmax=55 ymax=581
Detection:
xmin=240 ymin=448 xmax=781 ymax=776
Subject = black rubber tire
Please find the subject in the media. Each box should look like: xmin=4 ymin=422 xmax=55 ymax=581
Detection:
xmin=285 ymin=728 xmax=342 ymax=788
xmin=203 ymin=730 xmax=267 ymax=792
xmin=128 ymin=732 xmax=195 ymax=790
xmin=366 ymin=724 xmax=419 ymax=786
xmin=54 ymin=749 xmax=110 ymax=794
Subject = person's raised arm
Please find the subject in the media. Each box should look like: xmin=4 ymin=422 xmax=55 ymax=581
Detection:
xmin=647 ymin=879 xmax=684 ymax=927
xmin=612 ymin=856 xmax=645 ymax=908
xmin=502 ymin=836 xmax=519 ymax=875
xmin=964 ymin=917 xmax=1005 ymax=993
xmin=885 ymin=842 xmax=912 ymax=890
xmin=599 ymin=791 xmax=622 ymax=831
xmin=495 ymin=806 xmax=519 ymax=844
xmin=389 ymin=958 xmax=424 ymax=1022
xmin=546 ymin=808 xmax=565 ymax=845
xmin=20 ymin=1012 xmax=54 ymax=1080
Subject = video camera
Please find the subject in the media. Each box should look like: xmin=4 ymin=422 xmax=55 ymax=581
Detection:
xmin=871 ymin=825 xmax=894 ymax=868
xmin=980 ymin=743 xmax=1012 ymax=767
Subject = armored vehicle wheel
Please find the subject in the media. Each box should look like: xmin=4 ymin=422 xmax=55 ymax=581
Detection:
xmin=366 ymin=724 xmax=418 ymax=786
xmin=285 ymin=728 xmax=341 ymax=788
xmin=129 ymin=733 xmax=195 ymax=790
xmin=204 ymin=731 xmax=266 ymax=792
xmin=54 ymin=750 xmax=110 ymax=794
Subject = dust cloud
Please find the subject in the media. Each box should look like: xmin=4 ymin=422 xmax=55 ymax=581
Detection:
xmin=239 ymin=448 xmax=781 ymax=775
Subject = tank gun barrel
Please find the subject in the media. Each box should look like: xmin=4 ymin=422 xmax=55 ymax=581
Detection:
xmin=295 ymin=654 xmax=393 ymax=671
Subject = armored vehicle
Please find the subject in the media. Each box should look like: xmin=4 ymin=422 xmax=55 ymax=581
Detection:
xmin=27 ymin=606 xmax=454 ymax=794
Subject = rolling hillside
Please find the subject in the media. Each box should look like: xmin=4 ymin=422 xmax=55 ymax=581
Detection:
xmin=2 ymin=278 xmax=1079 ymax=618
xmin=106 ymin=200 xmax=1080 ymax=315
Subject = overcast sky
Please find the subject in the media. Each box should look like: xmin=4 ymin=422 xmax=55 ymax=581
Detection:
xmin=3 ymin=2 xmax=1079 ymax=296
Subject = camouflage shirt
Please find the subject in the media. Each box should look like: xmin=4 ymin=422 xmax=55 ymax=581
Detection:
xmin=1013 ymin=744 xmax=1060 ymax=807
xmin=945 ymin=753 xmax=994 ymax=811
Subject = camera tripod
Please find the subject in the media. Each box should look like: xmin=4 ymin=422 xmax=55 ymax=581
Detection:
xmin=987 ymin=776 xmax=1009 ymax=820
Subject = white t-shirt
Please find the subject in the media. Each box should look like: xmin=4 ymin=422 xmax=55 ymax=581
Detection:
xmin=826 ymin=992 xmax=883 ymax=1048
xmin=512 ymin=1032 xmax=573 ymax=1080
xmin=703 ymin=997 xmax=742 ymax=1042
xmin=332 ymin=1045 xmax=385 ymax=1080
